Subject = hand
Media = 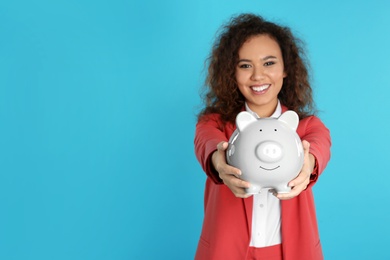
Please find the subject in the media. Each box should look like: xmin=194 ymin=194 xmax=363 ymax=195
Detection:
xmin=275 ymin=140 xmax=315 ymax=200
xmin=212 ymin=141 xmax=251 ymax=198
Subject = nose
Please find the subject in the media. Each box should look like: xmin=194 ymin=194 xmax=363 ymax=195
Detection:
xmin=250 ymin=67 xmax=264 ymax=81
xmin=256 ymin=141 xmax=283 ymax=163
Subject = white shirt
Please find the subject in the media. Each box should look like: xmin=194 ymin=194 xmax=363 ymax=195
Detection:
xmin=245 ymin=101 xmax=282 ymax=248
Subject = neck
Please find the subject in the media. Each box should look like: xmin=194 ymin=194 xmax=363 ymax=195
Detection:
xmin=246 ymin=101 xmax=279 ymax=118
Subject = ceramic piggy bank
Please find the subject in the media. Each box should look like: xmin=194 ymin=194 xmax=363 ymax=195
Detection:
xmin=226 ymin=111 xmax=304 ymax=194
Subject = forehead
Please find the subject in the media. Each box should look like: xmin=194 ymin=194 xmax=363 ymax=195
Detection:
xmin=238 ymin=34 xmax=282 ymax=57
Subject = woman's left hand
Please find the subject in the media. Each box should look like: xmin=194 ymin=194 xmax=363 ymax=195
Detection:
xmin=273 ymin=140 xmax=315 ymax=200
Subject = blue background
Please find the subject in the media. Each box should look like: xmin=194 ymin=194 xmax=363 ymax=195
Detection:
xmin=1 ymin=0 xmax=389 ymax=259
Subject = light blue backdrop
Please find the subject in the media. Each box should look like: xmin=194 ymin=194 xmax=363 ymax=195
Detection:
xmin=1 ymin=0 xmax=389 ymax=259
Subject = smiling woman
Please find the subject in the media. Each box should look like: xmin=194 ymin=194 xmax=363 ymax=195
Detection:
xmin=194 ymin=13 xmax=331 ymax=260
xmin=1 ymin=0 xmax=390 ymax=259
xmin=235 ymin=35 xmax=286 ymax=118
xmin=198 ymin=16 xmax=314 ymax=126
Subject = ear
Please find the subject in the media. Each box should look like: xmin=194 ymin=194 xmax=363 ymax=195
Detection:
xmin=236 ymin=111 xmax=257 ymax=132
xmin=278 ymin=110 xmax=299 ymax=131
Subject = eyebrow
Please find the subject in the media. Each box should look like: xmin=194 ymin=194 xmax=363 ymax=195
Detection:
xmin=238 ymin=56 xmax=278 ymax=63
xmin=262 ymin=55 xmax=278 ymax=60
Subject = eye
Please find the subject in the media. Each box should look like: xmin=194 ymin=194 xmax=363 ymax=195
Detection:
xmin=274 ymin=129 xmax=277 ymax=131
xmin=238 ymin=63 xmax=251 ymax=69
xmin=264 ymin=61 xmax=275 ymax=66
xmin=259 ymin=129 xmax=262 ymax=132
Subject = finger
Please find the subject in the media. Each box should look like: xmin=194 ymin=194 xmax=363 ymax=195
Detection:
xmin=288 ymin=172 xmax=308 ymax=187
xmin=302 ymin=140 xmax=310 ymax=151
xmin=233 ymin=183 xmax=252 ymax=198
xmin=216 ymin=142 xmax=242 ymax=176
xmin=276 ymin=192 xmax=296 ymax=200
xmin=219 ymin=163 xmax=242 ymax=177
xmin=234 ymin=178 xmax=251 ymax=189
xmin=231 ymin=166 xmax=242 ymax=177
xmin=275 ymin=186 xmax=301 ymax=200
xmin=273 ymin=177 xmax=310 ymax=199
xmin=223 ymin=174 xmax=250 ymax=188
xmin=223 ymin=177 xmax=251 ymax=198
xmin=217 ymin=141 xmax=228 ymax=151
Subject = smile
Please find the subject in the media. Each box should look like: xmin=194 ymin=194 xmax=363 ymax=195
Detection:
xmin=259 ymin=165 xmax=280 ymax=171
xmin=251 ymin=84 xmax=270 ymax=92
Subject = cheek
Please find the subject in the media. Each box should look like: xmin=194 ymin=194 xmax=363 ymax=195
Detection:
xmin=237 ymin=83 xmax=245 ymax=95
xmin=271 ymin=70 xmax=286 ymax=82
xmin=235 ymin=70 xmax=248 ymax=85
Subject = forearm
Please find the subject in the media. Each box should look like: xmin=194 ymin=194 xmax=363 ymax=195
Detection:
xmin=194 ymin=115 xmax=228 ymax=183
xmin=299 ymin=116 xmax=331 ymax=185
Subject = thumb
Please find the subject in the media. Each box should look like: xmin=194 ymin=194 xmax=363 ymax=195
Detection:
xmin=302 ymin=140 xmax=310 ymax=152
xmin=217 ymin=141 xmax=229 ymax=151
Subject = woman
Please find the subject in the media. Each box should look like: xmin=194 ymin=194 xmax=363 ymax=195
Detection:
xmin=194 ymin=14 xmax=331 ymax=260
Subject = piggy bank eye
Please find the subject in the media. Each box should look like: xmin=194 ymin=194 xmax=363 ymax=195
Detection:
xmin=274 ymin=129 xmax=277 ymax=131
xmin=259 ymin=129 xmax=263 ymax=132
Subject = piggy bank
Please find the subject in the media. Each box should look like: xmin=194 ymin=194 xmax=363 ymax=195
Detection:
xmin=226 ymin=111 xmax=304 ymax=194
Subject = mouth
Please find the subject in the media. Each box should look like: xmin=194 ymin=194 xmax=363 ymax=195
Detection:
xmin=251 ymin=84 xmax=270 ymax=93
xmin=259 ymin=165 xmax=280 ymax=171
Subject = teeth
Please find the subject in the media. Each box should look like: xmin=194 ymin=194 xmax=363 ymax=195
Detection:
xmin=252 ymin=85 xmax=270 ymax=92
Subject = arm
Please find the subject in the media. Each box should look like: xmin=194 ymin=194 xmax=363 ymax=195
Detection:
xmin=276 ymin=116 xmax=331 ymax=200
xmin=300 ymin=116 xmax=332 ymax=182
xmin=194 ymin=114 xmax=227 ymax=184
xmin=194 ymin=115 xmax=251 ymax=198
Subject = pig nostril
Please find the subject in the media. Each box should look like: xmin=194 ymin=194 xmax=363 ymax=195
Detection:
xmin=256 ymin=141 xmax=283 ymax=163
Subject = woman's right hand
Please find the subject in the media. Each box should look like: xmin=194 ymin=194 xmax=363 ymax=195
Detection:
xmin=212 ymin=141 xmax=251 ymax=198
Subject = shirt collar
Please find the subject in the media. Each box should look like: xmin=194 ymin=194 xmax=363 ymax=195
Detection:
xmin=245 ymin=100 xmax=282 ymax=119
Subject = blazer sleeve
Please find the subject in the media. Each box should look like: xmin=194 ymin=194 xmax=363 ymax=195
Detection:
xmin=194 ymin=115 xmax=229 ymax=184
xmin=298 ymin=116 xmax=331 ymax=186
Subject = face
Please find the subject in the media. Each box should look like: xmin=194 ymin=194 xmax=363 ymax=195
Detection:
xmin=235 ymin=34 xmax=286 ymax=117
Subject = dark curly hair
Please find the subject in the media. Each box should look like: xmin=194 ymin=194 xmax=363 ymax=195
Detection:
xmin=198 ymin=13 xmax=316 ymax=123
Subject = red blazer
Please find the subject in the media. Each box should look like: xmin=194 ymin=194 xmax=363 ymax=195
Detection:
xmin=194 ymin=106 xmax=331 ymax=260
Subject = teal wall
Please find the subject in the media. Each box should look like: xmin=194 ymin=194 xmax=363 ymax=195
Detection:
xmin=1 ymin=0 xmax=389 ymax=259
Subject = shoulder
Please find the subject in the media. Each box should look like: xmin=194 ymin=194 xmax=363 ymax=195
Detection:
xmin=297 ymin=114 xmax=330 ymax=136
xmin=299 ymin=115 xmax=326 ymax=127
xmin=198 ymin=112 xmax=221 ymax=122
xmin=197 ymin=113 xmax=230 ymax=130
xmin=196 ymin=113 xmax=237 ymax=139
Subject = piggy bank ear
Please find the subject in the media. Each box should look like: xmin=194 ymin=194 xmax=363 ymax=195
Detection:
xmin=278 ymin=110 xmax=299 ymax=131
xmin=236 ymin=111 xmax=258 ymax=131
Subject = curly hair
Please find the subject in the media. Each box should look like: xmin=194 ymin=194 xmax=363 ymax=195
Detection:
xmin=198 ymin=13 xmax=316 ymax=123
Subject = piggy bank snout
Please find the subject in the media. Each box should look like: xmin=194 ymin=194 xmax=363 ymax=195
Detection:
xmin=256 ymin=141 xmax=283 ymax=163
